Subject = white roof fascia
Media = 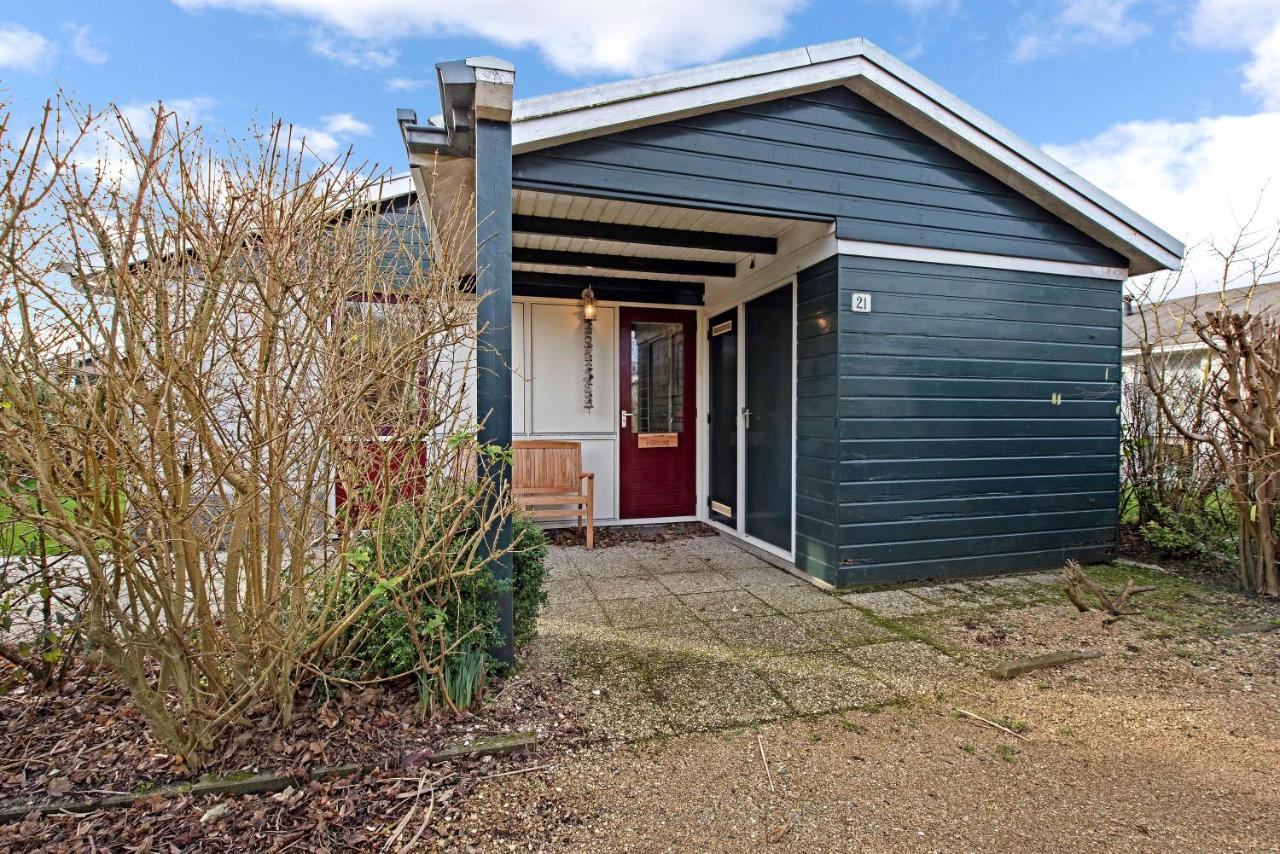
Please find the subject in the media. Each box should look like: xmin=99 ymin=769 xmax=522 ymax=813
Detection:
xmin=505 ymin=38 xmax=1183 ymax=276
xmin=1123 ymin=340 xmax=1210 ymax=358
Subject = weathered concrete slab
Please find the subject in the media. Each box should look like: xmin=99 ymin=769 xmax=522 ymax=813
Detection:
xmin=709 ymin=614 xmax=831 ymax=658
xmin=752 ymin=651 xmax=897 ymax=714
xmin=841 ymin=589 xmax=940 ymax=617
xmin=748 ymin=583 xmax=845 ymax=615
xmin=600 ymin=594 xmax=698 ymax=630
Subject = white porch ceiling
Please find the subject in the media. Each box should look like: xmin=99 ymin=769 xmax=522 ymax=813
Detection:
xmin=511 ymin=189 xmax=807 ymax=290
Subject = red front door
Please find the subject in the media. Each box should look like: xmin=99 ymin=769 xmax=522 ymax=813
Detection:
xmin=619 ymin=307 xmax=697 ymax=519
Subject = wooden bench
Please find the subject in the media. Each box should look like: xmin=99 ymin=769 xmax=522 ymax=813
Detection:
xmin=512 ymin=440 xmax=595 ymax=549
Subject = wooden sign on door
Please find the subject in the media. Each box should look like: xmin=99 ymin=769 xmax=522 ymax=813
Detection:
xmin=637 ymin=432 xmax=679 ymax=448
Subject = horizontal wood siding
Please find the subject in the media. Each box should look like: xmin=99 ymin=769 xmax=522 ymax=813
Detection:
xmin=835 ymin=255 xmax=1121 ymax=586
xmin=795 ymin=257 xmax=840 ymax=584
xmin=513 ymin=87 xmax=1124 ymax=267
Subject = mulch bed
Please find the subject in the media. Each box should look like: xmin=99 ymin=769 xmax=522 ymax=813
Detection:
xmin=546 ymin=521 xmax=718 ymax=548
xmin=0 ymin=660 xmax=591 ymax=851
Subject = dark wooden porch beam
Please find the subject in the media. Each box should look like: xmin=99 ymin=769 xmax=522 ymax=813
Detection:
xmin=512 ymin=271 xmax=704 ymax=306
xmin=512 ymin=215 xmax=777 ymax=255
xmin=512 ymin=247 xmax=737 ymax=278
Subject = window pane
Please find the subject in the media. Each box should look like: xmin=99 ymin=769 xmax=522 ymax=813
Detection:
xmin=630 ymin=321 xmax=684 ymax=433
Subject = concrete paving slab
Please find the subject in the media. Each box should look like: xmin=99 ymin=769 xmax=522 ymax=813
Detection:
xmin=791 ymin=608 xmax=901 ymax=648
xmin=589 ymin=575 xmax=669 ymax=601
xmin=748 ymin=584 xmax=845 ymax=615
xmin=600 ymin=594 xmax=699 ymax=630
xmin=709 ymin=614 xmax=832 ymax=658
xmin=840 ymin=588 xmax=940 ymax=617
xmin=656 ymin=570 xmax=741 ymax=596
xmin=752 ymin=651 xmax=897 ymax=715
xmin=681 ymin=589 xmax=775 ymax=622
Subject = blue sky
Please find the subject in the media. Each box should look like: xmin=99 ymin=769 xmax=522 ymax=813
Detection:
xmin=3 ymin=0 xmax=1280 ymax=291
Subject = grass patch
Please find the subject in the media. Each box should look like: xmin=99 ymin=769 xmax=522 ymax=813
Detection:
xmin=995 ymin=744 xmax=1019 ymax=763
xmin=992 ymin=715 xmax=1029 ymax=734
xmin=1084 ymin=563 xmax=1239 ymax=636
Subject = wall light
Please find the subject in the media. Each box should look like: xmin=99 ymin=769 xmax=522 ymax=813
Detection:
xmin=581 ymin=286 xmax=597 ymax=321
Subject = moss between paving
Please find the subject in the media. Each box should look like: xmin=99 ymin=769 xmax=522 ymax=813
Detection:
xmin=532 ymin=542 xmax=1231 ymax=741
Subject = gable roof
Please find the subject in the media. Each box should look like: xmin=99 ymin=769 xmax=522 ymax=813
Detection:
xmin=1123 ymin=278 xmax=1280 ymax=352
xmin=406 ymin=38 xmax=1184 ymax=275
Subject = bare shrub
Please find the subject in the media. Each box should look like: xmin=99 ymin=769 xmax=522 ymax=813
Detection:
xmin=1134 ymin=229 xmax=1280 ymax=595
xmin=0 ymin=98 xmax=514 ymax=764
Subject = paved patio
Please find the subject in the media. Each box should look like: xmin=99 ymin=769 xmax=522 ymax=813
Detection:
xmin=520 ymin=530 xmax=1065 ymax=739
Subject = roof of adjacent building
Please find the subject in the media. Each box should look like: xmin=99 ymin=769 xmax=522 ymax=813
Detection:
xmin=1122 ymin=278 xmax=1280 ymax=352
xmin=402 ymin=37 xmax=1185 ymax=275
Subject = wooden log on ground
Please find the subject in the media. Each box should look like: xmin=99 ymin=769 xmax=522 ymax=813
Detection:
xmin=0 ymin=731 xmax=538 ymax=822
xmin=989 ymin=649 xmax=1103 ymax=680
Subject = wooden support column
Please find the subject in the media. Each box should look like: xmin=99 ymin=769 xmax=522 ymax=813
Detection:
xmin=471 ymin=62 xmax=516 ymax=665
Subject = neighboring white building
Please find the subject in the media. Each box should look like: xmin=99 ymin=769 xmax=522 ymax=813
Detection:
xmin=1120 ymin=278 xmax=1280 ymax=454
xmin=1122 ymin=277 xmax=1280 ymax=371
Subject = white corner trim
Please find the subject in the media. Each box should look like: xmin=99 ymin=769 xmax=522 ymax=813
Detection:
xmin=835 ymin=239 xmax=1130 ymax=280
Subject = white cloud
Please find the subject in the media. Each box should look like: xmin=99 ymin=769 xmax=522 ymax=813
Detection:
xmin=1012 ymin=0 xmax=1150 ymax=62
xmin=308 ymin=31 xmax=396 ymax=69
xmin=1188 ymin=0 xmax=1280 ymax=108
xmin=1046 ymin=112 xmax=1280 ymax=295
xmin=386 ymin=76 xmax=428 ymax=93
xmin=320 ymin=112 xmax=372 ymax=136
xmin=72 ymin=98 xmax=219 ymax=190
xmin=890 ymin=0 xmax=958 ymax=13
xmin=171 ymin=0 xmax=806 ymax=76
xmin=64 ymin=23 xmax=107 ymax=64
xmin=293 ymin=112 xmax=374 ymax=160
xmin=0 ymin=22 xmax=55 ymax=72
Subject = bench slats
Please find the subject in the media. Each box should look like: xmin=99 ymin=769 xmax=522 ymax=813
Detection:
xmin=513 ymin=440 xmax=594 ymax=549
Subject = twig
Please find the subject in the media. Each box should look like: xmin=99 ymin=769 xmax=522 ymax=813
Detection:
xmin=399 ymin=790 xmax=434 ymax=853
xmin=953 ymin=708 xmax=1030 ymax=742
xmin=757 ymin=734 xmax=775 ymax=793
xmin=474 ymin=762 xmax=555 ymax=783
xmin=382 ymin=771 xmax=431 ymax=852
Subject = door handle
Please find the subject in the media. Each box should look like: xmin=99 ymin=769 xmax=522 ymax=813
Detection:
xmin=621 ymin=409 xmax=633 ymax=429
xmin=741 ymin=407 xmax=751 ymax=429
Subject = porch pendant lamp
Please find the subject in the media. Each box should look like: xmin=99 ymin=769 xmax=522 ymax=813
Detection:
xmin=581 ymin=287 xmax=596 ymax=410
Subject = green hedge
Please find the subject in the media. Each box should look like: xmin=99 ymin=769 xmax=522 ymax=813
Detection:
xmin=512 ymin=514 xmax=549 ymax=648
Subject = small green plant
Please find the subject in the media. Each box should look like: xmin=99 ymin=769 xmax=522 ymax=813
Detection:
xmin=1139 ymin=501 xmax=1236 ymax=563
xmin=512 ymin=514 xmax=549 ymax=648
xmin=995 ymin=744 xmax=1019 ymax=763
xmin=959 ymin=743 xmax=976 ymax=755
xmin=993 ymin=716 xmax=1029 ymax=734
xmin=420 ymin=642 xmax=489 ymax=714
xmin=840 ymin=720 xmax=864 ymax=734
xmin=325 ymin=496 xmax=502 ymax=713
